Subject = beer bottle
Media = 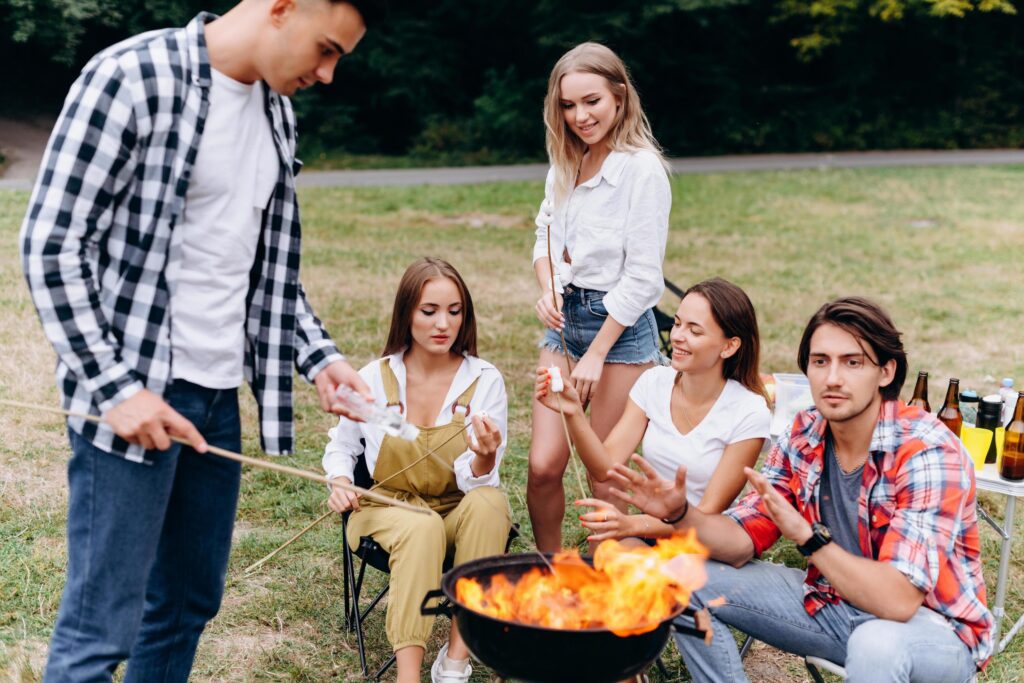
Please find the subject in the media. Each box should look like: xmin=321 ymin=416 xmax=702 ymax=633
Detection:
xmin=909 ymin=371 xmax=930 ymax=412
xmin=1000 ymin=392 xmax=1024 ymax=481
xmin=937 ymin=378 xmax=962 ymax=437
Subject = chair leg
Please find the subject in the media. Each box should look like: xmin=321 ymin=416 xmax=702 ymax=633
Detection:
xmin=344 ymin=547 xmax=368 ymax=676
xmin=360 ymin=584 xmax=390 ymax=624
xmin=373 ymin=653 xmax=397 ymax=681
xmin=655 ymin=655 xmax=669 ymax=676
xmin=349 ymin=573 xmax=368 ymax=677
xmin=739 ymin=634 xmax=754 ymax=659
xmin=342 ymin=525 xmax=351 ymax=629
xmin=805 ymin=660 xmax=827 ymax=683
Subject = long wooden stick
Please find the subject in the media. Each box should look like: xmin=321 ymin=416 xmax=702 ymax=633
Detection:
xmin=244 ymin=508 xmax=334 ymax=574
xmin=0 ymin=399 xmax=429 ymax=516
xmin=545 ymin=211 xmax=589 ymax=501
xmin=244 ymin=424 xmax=470 ymax=572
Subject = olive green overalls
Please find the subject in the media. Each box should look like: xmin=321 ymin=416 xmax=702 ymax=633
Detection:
xmin=346 ymin=360 xmax=511 ymax=651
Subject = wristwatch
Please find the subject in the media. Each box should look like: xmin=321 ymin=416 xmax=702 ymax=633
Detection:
xmin=797 ymin=522 xmax=832 ymax=557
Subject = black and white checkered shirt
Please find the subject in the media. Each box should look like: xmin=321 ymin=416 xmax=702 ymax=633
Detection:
xmin=20 ymin=13 xmax=343 ymax=462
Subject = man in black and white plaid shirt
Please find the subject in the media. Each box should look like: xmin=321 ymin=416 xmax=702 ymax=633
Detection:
xmin=20 ymin=1 xmax=386 ymax=680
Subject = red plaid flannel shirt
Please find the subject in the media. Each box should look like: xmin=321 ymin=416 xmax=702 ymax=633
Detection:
xmin=726 ymin=400 xmax=993 ymax=665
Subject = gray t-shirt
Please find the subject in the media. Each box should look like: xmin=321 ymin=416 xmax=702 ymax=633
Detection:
xmin=819 ymin=437 xmax=865 ymax=557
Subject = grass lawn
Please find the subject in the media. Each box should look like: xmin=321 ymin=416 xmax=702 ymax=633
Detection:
xmin=300 ymin=150 xmax=545 ymax=171
xmin=1 ymin=165 xmax=1023 ymax=681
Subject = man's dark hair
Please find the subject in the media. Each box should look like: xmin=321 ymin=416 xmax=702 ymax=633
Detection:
xmin=796 ymin=296 xmax=908 ymax=401
xmin=335 ymin=0 xmax=389 ymax=27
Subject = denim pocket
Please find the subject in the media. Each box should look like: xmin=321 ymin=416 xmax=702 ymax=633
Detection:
xmin=585 ymin=292 xmax=609 ymax=318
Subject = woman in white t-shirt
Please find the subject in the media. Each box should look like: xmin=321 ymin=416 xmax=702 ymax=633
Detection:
xmin=535 ymin=277 xmax=771 ymax=542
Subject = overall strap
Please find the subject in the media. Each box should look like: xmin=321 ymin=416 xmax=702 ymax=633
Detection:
xmin=451 ymin=377 xmax=481 ymax=424
xmin=379 ymin=358 xmax=403 ymax=411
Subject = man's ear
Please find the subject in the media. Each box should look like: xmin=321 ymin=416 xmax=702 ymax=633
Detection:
xmin=268 ymin=0 xmax=298 ymax=27
xmin=878 ymin=358 xmax=897 ymax=389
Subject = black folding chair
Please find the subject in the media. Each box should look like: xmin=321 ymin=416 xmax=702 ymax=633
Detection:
xmin=654 ymin=277 xmax=686 ymax=357
xmin=341 ymin=446 xmax=518 ymax=680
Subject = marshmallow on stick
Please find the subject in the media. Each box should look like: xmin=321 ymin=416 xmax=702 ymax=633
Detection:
xmin=547 ymin=366 xmax=564 ymax=393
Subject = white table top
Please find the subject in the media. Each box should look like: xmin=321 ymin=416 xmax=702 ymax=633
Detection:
xmin=974 ymin=463 xmax=1024 ymax=497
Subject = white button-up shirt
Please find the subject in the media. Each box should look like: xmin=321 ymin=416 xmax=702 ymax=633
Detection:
xmin=532 ymin=149 xmax=671 ymax=327
xmin=322 ymin=353 xmax=507 ymax=492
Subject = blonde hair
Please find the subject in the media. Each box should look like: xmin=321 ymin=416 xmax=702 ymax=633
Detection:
xmin=543 ymin=42 xmax=668 ymax=204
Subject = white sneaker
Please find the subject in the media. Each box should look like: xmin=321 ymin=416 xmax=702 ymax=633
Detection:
xmin=430 ymin=641 xmax=473 ymax=683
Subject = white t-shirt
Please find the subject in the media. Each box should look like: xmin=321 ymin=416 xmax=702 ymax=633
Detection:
xmin=170 ymin=69 xmax=279 ymax=389
xmin=629 ymin=367 xmax=771 ymax=506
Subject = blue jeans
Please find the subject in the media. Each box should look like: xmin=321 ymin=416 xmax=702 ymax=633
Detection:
xmin=44 ymin=381 xmax=242 ymax=683
xmin=675 ymin=560 xmax=977 ymax=683
xmin=540 ymin=286 xmax=662 ymax=364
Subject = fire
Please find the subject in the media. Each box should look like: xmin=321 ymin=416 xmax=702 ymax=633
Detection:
xmin=455 ymin=531 xmax=708 ymax=637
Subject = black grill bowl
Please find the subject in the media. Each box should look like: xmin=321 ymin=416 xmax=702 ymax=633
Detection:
xmin=420 ymin=553 xmax=708 ymax=683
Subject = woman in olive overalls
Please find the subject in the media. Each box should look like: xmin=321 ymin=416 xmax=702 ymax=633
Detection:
xmin=323 ymin=258 xmax=512 ymax=683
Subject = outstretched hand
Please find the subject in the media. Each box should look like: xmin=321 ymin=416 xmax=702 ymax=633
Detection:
xmin=605 ymin=454 xmax=689 ymax=523
xmin=575 ymin=497 xmax=640 ymax=542
xmin=744 ymin=467 xmax=811 ymax=544
xmin=534 ymin=367 xmax=582 ymax=416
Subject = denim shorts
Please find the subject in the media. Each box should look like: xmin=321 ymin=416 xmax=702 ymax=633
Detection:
xmin=540 ymin=286 xmax=662 ymax=364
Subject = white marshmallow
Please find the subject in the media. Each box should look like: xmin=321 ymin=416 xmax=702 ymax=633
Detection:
xmin=548 ymin=366 xmax=564 ymax=393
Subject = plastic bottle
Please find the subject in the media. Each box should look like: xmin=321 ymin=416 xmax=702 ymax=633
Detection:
xmin=998 ymin=379 xmax=1017 ymax=426
xmin=333 ymin=385 xmax=420 ymax=441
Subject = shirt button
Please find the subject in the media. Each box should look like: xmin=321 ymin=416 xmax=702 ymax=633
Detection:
xmin=871 ymin=515 xmax=877 ymax=523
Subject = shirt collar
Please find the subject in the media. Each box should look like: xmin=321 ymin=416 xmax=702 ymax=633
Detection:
xmin=185 ymin=12 xmax=216 ymax=89
xmin=578 ymin=150 xmax=628 ymax=189
xmin=799 ymin=399 xmax=902 ymax=456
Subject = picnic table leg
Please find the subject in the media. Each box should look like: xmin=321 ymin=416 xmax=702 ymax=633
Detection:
xmin=995 ymin=495 xmax=1017 ymax=652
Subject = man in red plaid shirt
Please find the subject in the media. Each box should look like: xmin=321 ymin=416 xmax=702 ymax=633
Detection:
xmin=609 ymin=297 xmax=992 ymax=682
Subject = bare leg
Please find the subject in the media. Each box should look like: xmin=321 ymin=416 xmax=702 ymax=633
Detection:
xmin=528 ymin=349 xmax=574 ymax=553
xmin=588 ymin=362 xmax=654 ymax=553
xmin=447 ymin=620 xmax=469 ymax=660
xmin=395 ymin=645 xmax=425 ymax=683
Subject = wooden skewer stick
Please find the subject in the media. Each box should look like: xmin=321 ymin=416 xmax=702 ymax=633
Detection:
xmin=244 ymin=508 xmax=334 ymax=574
xmin=244 ymin=424 xmax=472 ymax=572
xmin=0 ymin=399 xmax=430 ymax=516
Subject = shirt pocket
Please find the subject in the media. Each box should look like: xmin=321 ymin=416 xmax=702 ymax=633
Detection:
xmin=869 ymin=500 xmax=897 ymax=534
xmin=573 ymin=213 xmax=624 ymax=273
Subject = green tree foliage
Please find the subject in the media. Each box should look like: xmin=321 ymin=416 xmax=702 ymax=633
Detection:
xmin=775 ymin=0 xmax=1016 ymax=60
xmin=2 ymin=0 xmax=1022 ymax=157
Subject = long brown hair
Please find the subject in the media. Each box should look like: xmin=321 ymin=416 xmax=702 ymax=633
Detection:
xmin=679 ymin=278 xmax=769 ymax=403
xmin=796 ymin=297 xmax=907 ymax=401
xmin=382 ymin=257 xmax=478 ymax=357
xmin=543 ymin=42 xmax=668 ymax=205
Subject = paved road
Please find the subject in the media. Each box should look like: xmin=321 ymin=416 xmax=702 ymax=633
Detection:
xmin=3 ymin=118 xmax=1024 ymax=192
xmin=291 ymin=149 xmax=1024 ymax=189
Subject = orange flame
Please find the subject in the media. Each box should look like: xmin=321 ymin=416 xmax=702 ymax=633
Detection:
xmin=455 ymin=530 xmax=707 ymax=637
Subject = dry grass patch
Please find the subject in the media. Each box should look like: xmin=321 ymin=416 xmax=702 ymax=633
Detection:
xmin=0 ymin=456 xmax=66 ymax=511
xmin=0 ymin=639 xmax=48 ymax=683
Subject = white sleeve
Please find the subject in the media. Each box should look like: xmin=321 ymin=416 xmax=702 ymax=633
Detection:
xmin=628 ymin=368 xmax=656 ymax=416
xmin=602 ymin=157 xmax=671 ymax=327
xmin=322 ymin=417 xmax=363 ymax=482
xmin=729 ymin=395 xmax=772 ymax=444
xmin=532 ymin=167 xmax=557 ymax=264
xmin=454 ymin=369 xmax=508 ymax=492
xmin=321 ymin=362 xmax=377 ymax=481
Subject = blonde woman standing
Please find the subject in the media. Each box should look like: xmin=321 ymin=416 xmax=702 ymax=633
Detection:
xmin=528 ymin=42 xmax=672 ymax=552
